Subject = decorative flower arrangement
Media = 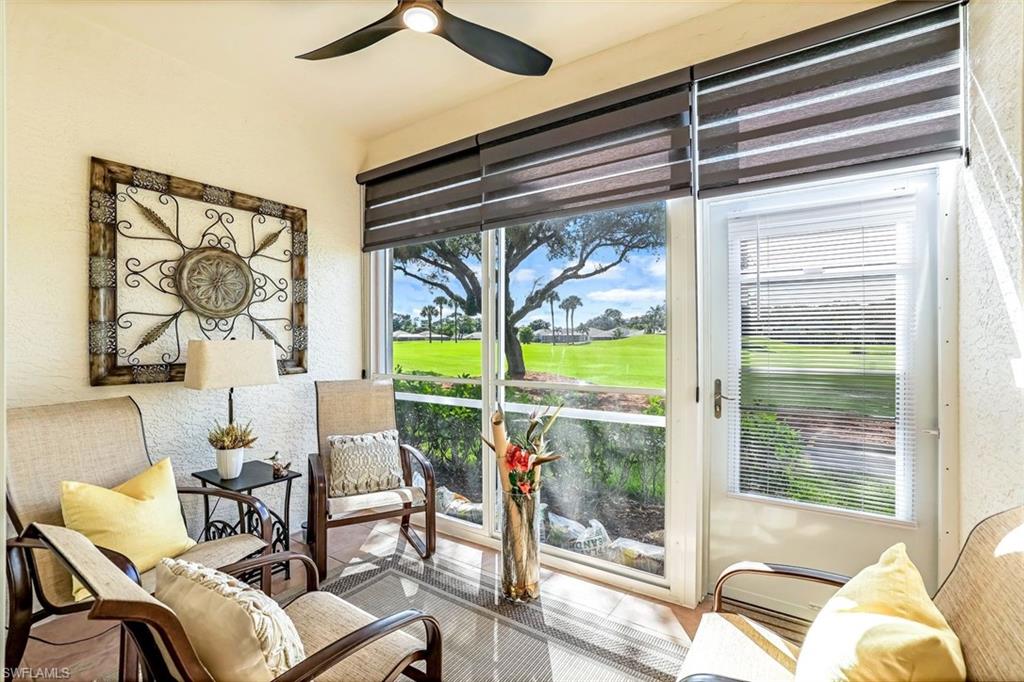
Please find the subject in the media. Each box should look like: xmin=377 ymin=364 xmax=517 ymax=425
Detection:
xmin=488 ymin=407 xmax=563 ymax=499
xmin=484 ymin=406 xmax=563 ymax=602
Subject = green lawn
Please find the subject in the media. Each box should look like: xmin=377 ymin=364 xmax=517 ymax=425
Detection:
xmin=393 ymin=335 xmax=667 ymax=389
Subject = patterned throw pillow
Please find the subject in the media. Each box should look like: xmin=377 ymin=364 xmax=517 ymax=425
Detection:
xmin=328 ymin=429 xmax=404 ymax=497
xmin=155 ymin=558 xmax=305 ymax=681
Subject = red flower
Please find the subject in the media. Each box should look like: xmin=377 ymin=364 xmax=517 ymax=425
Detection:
xmin=506 ymin=445 xmax=531 ymax=473
xmin=517 ymin=480 xmax=532 ymax=495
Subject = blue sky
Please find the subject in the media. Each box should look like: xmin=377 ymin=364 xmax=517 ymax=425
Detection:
xmin=393 ymin=244 xmax=666 ymax=327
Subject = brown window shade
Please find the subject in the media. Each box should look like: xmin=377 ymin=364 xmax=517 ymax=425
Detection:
xmin=359 ymin=73 xmax=693 ymax=251
xmin=695 ymin=4 xmax=962 ymax=196
xmin=480 ymin=79 xmax=692 ymax=229
xmin=358 ymin=3 xmax=963 ymax=250
xmin=362 ymin=146 xmax=482 ymax=251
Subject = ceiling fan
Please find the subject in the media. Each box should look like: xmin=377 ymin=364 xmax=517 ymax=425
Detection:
xmin=296 ymin=0 xmax=553 ymax=77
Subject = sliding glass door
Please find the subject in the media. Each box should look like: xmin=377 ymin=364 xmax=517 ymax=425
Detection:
xmin=496 ymin=202 xmax=668 ymax=577
xmin=385 ymin=235 xmax=486 ymax=526
xmin=369 ymin=199 xmax=697 ymax=589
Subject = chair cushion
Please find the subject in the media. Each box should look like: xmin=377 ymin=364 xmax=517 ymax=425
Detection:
xmin=795 ymin=543 xmax=965 ymax=682
xmin=60 ymin=458 xmax=195 ymax=601
xmin=679 ymin=612 xmax=799 ymax=682
xmin=328 ymin=486 xmax=425 ymax=516
xmin=139 ymin=533 xmax=268 ymax=593
xmin=284 ymin=591 xmax=422 ymax=682
xmin=328 ymin=429 xmax=404 ymax=497
xmin=155 ymin=558 xmax=305 ymax=682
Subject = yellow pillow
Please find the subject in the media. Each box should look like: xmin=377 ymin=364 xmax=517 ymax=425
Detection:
xmin=796 ymin=543 xmax=965 ymax=682
xmin=60 ymin=457 xmax=195 ymax=600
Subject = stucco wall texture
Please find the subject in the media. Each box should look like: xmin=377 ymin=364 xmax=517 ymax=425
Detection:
xmin=957 ymin=0 xmax=1024 ymax=538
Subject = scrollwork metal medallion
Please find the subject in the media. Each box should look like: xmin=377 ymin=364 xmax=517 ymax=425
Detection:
xmin=88 ymin=157 xmax=309 ymax=385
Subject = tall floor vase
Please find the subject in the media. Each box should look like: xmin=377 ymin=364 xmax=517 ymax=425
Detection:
xmin=500 ymin=490 xmax=541 ymax=602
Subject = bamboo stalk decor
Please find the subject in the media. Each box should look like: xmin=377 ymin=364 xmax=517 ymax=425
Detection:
xmin=484 ymin=406 xmax=562 ymax=603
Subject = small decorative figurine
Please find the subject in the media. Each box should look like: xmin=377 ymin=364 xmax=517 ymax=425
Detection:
xmin=266 ymin=451 xmax=292 ymax=478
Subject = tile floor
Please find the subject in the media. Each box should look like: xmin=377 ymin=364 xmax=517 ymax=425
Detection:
xmin=19 ymin=521 xmax=709 ymax=680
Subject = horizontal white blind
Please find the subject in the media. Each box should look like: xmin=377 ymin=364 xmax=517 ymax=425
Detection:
xmin=727 ymin=198 xmax=916 ymax=519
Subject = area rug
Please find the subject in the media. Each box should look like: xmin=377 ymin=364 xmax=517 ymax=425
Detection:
xmin=317 ymin=553 xmax=689 ymax=681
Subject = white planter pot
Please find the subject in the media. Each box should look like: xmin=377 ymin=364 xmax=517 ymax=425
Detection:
xmin=216 ymin=448 xmax=244 ymax=479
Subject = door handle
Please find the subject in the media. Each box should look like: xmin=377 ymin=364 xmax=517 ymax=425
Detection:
xmin=714 ymin=378 xmax=735 ymax=419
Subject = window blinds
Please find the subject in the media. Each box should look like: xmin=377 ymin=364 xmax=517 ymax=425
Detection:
xmin=696 ymin=5 xmax=962 ymax=195
xmin=361 ymin=144 xmax=482 ymax=251
xmin=358 ymin=2 xmax=962 ymax=250
xmin=358 ymin=74 xmax=692 ymax=251
xmin=478 ymin=77 xmax=692 ymax=229
xmin=726 ymin=195 xmax=918 ymax=519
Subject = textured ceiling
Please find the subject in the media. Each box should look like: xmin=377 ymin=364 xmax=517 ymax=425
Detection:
xmin=71 ymin=0 xmax=739 ymax=138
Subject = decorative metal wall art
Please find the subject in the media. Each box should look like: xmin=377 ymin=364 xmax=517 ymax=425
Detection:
xmin=89 ymin=157 xmax=308 ymax=385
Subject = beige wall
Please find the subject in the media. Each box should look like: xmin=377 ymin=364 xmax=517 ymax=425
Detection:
xmin=5 ymin=2 xmax=366 ymax=531
xmin=957 ymin=0 xmax=1024 ymax=537
xmin=363 ymin=0 xmax=881 ymax=169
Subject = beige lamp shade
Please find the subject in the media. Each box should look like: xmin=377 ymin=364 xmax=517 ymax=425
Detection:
xmin=183 ymin=340 xmax=279 ymax=390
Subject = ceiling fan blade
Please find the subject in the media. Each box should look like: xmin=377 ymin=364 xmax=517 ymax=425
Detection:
xmin=296 ymin=6 xmax=405 ymax=60
xmin=437 ymin=8 xmax=552 ymax=76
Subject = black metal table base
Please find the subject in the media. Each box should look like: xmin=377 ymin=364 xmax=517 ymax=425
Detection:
xmin=198 ymin=476 xmax=296 ymax=580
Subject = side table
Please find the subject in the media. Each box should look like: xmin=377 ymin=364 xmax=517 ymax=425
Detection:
xmin=191 ymin=460 xmax=302 ymax=578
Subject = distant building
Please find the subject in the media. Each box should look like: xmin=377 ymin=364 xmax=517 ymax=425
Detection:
xmin=587 ymin=326 xmax=644 ymax=341
xmin=535 ymin=329 xmax=590 ymax=344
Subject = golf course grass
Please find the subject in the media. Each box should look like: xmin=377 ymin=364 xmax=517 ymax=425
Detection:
xmin=393 ymin=334 xmax=667 ymax=388
xmin=393 ymin=333 xmax=899 ymax=406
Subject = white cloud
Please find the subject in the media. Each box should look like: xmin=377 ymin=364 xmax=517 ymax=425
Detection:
xmin=588 ymin=287 xmax=665 ymax=303
xmin=643 ymin=257 xmax=666 ymax=278
xmin=511 ymin=267 xmax=539 ymax=284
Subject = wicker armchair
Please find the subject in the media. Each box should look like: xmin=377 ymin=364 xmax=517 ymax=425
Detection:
xmin=11 ymin=523 xmax=442 ymax=682
xmin=5 ymin=397 xmax=273 ymax=669
xmin=679 ymin=506 xmax=1024 ymax=681
xmin=307 ymin=380 xmax=436 ymax=579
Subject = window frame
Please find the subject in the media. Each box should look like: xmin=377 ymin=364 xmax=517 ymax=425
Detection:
xmin=365 ymin=198 xmax=701 ymax=601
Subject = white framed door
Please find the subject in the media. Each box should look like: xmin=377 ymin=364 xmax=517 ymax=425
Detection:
xmin=702 ymin=168 xmax=943 ymax=619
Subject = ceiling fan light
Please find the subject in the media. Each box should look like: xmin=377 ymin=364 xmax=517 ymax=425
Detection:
xmin=403 ymin=6 xmax=439 ymax=33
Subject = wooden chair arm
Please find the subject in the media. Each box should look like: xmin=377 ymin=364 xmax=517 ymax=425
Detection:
xmin=307 ymin=452 xmax=328 ymax=505
xmin=713 ymin=561 xmax=850 ymax=612
xmin=401 ymin=444 xmax=436 ymax=497
xmin=219 ymin=551 xmax=319 ymax=600
xmin=274 ymin=609 xmax=441 ymax=682
xmin=176 ymin=486 xmax=273 ymax=550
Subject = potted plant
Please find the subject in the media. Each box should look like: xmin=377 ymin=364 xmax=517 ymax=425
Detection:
xmin=207 ymin=421 xmax=257 ymax=479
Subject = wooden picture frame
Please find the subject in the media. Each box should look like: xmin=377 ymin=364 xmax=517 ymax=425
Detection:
xmin=88 ymin=157 xmax=308 ymax=385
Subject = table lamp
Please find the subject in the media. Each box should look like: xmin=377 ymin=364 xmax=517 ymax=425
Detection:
xmin=183 ymin=339 xmax=279 ymax=424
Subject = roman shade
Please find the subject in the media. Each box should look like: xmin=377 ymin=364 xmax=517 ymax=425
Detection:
xmin=696 ymin=4 xmax=962 ymax=196
xmin=360 ymin=140 xmax=482 ymax=251
xmin=478 ymin=72 xmax=692 ymax=229
xmin=358 ymin=1 xmax=963 ymax=249
xmin=358 ymin=72 xmax=692 ymax=251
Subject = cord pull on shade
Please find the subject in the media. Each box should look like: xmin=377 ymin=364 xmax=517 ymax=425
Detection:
xmin=183 ymin=339 xmax=280 ymax=390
